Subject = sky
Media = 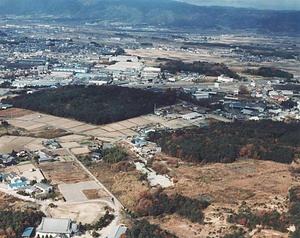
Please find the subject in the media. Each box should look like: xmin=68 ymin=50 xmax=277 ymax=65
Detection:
xmin=176 ymin=0 xmax=300 ymax=10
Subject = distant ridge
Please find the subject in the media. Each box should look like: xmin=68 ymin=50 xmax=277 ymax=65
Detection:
xmin=0 ymin=0 xmax=299 ymax=34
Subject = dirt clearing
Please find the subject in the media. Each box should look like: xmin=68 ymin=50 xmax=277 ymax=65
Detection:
xmin=58 ymin=181 xmax=101 ymax=202
xmin=47 ymin=201 xmax=107 ymax=224
xmin=39 ymin=161 xmax=92 ymax=184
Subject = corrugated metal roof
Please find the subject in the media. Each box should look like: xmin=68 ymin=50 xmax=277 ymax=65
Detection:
xmin=108 ymin=225 xmax=127 ymax=238
xmin=37 ymin=217 xmax=71 ymax=234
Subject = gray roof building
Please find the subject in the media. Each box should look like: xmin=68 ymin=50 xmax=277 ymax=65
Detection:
xmin=107 ymin=225 xmax=127 ymax=238
xmin=34 ymin=182 xmax=53 ymax=192
xmin=36 ymin=217 xmax=78 ymax=237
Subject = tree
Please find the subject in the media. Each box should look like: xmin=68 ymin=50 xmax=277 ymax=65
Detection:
xmin=238 ymin=85 xmax=249 ymax=95
xmin=1 ymin=120 xmax=9 ymax=134
xmin=114 ymin=47 xmax=125 ymax=56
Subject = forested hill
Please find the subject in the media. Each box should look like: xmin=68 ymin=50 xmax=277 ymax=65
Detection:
xmin=148 ymin=120 xmax=299 ymax=164
xmin=0 ymin=0 xmax=299 ymax=34
xmin=2 ymin=85 xmax=177 ymax=125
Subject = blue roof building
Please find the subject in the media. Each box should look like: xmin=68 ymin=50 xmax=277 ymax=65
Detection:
xmin=8 ymin=181 xmax=27 ymax=189
xmin=22 ymin=227 xmax=34 ymax=237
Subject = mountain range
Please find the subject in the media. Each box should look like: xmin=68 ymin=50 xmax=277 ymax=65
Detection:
xmin=0 ymin=0 xmax=299 ymax=34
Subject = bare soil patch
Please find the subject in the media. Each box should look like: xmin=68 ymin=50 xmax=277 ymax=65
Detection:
xmin=89 ymin=163 xmax=148 ymax=210
xmin=162 ymin=158 xmax=295 ymax=203
xmin=0 ymin=108 xmax=32 ymax=118
xmin=82 ymin=189 xmax=109 ymax=199
xmin=28 ymin=126 xmax=71 ymax=139
xmin=39 ymin=161 xmax=91 ymax=184
xmin=48 ymin=202 xmax=106 ymax=224
xmin=154 ymin=157 xmax=296 ymax=237
xmin=0 ymin=191 xmax=25 ymax=210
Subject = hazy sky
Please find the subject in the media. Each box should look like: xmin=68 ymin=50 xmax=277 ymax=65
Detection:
xmin=176 ymin=0 xmax=300 ymax=10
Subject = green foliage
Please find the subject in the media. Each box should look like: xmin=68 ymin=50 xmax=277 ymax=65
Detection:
xmin=221 ymin=230 xmax=246 ymax=238
xmin=148 ymin=120 xmax=299 ymax=164
xmin=135 ymin=189 xmax=209 ymax=223
xmin=0 ymin=209 xmax=44 ymax=237
xmin=3 ymin=85 xmax=177 ymax=125
xmin=244 ymin=67 xmax=293 ymax=79
xmin=0 ymin=1 xmax=299 ymax=35
xmin=1 ymin=120 xmax=9 ymax=134
xmin=160 ymin=60 xmax=240 ymax=79
xmin=102 ymin=147 xmax=127 ymax=163
xmin=114 ymin=47 xmax=125 ymax=56
xmin=126 ymin=219 xmax=177 ymax=238
xmin=289 ymin=186 xmax=300 ymax=236
xmin=227 ymin=208 xmax=287 ymax=232
xmin=0 ymin=81 xmax=12 ymax=88
xmin=30 ymin=180 xmax=37 ymax=185
xmin=83 ymin=211 xmax=115 ymax=230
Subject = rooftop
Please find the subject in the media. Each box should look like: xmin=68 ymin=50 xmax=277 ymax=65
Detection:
xmin=37 ymin=217 xmax=72 ymax=234
xmin=107 ymin=225 xmax=127 ymax=238
xmin=22 ymin=227 xmax=34 ymax=237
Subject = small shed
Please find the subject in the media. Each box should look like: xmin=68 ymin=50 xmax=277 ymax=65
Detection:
xmin=22 ymin=227 xmax=34 ymax=237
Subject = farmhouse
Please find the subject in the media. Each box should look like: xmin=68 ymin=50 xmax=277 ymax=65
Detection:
xmin=36 ymin=217 xmax=78 ymax=238
xmin=182 ymin=112 xmax=203 ymax=120
xmin=217 ymin=75 xmax=234 ymax=83
xmin=37 ymin=151 xmax=54 ymax=163
xmin=0 ymin=154 xmax=17 ymax=166
xmin=34 ymin=182 xmax=53 ymax=193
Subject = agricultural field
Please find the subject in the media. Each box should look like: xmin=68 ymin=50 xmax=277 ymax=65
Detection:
xmin=38 ymin=161 xmax=91 ymax=184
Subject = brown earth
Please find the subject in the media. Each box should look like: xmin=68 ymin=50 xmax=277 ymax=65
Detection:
xmin=88 ymin=152 xmax=299 ymax=237
xmin=0 ymin=192 xmax=27 ymax=210
xmin=28 ymin=126 xmax=71 ymax=139
xmin=82 ymin=189 xmax=110 ymax=199
xmin=0 ymin=108 xmax=32 ymax=118
xmin=38 ymin=161 xmax=92 ymax=184
xmin=146 ymin=155 xmax=299 ymax=237
xmin=163 ymin=158 xmax=297 ymax=203
xmin=89 ymin=162 xmax=148 ymax=210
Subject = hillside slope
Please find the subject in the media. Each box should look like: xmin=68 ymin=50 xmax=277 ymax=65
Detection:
xmin=0 ymin=0 xmax=299 ymax=34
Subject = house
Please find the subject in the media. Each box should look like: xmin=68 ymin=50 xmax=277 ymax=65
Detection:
xmin=107 ymin=225 xmax=127 ymax=238
xmin=37 ymin=151 xmax=54 ymax=163
xmin=36 ymin=217 xmax=78 ymax=238
xmin=217 ymin=75 xmax=234 ymax=83
xmin=34 ymin=182 xmax=53 ymax=193
xmin=0 ymin=154 xmax=17 ymax=166
xmin=91 ymin=152 xmax=101 ymax=160
xmin=0 ymin=103 xmax=13 ymax=110
xmin=43 ymin=140 xmax=61 ymax=149
xmin=182 ymin=112 xmax=202 ymax=120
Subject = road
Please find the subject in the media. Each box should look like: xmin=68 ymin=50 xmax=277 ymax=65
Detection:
xmin=0 ymin=122 xmax=124 ymax=237
xmin=66 ymin=148 xmax=124 ymax=238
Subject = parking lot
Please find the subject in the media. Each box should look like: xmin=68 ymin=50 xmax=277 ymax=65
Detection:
xmin=58 ymin=181 xmax=101 ymax=202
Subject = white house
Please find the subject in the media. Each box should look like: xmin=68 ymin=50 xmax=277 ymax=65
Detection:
xmin=217 ymin=75 xmax=234 ymax=83
xmin=34 ymin=182 xmax=53 ymax=193
xmin=182 ymin=112 xmax=203 ymax=120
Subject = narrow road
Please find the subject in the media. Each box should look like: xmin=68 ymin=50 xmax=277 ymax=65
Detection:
xmin=1 ymin=116 xmax=125 ymax=237
xmin=66 ymin=148 xmax=124 ymax=237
